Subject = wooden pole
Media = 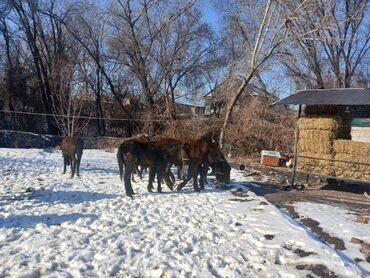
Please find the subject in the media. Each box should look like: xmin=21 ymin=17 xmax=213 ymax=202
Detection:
xmin=291 ymin=105 xmax=302 ymax=187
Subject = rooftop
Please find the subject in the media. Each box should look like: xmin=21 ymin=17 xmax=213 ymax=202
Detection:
xmin=273 ymin=88 xmax=370 ymax=106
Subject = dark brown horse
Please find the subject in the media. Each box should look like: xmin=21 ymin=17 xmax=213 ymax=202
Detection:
xmin=117 ymin=134 xmax=150 ymax=182
xmin=176 ymin=137 xmax=225 ymax=191
xmin=153 ymin=137 xmax=188 ymax=183
xmin=60 ymin=136 xmax=83 ymax=178
xmin=206 ymin=152 xmax=231 ymax=185
xmin=155 ymin=132 xmax=228 ymax=191
xmin=117 ymin=138 xmax=177 ymax=196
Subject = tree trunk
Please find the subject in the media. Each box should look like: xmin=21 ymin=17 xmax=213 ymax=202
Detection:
xmin=219 ymin=75 xmax=250 ymax=147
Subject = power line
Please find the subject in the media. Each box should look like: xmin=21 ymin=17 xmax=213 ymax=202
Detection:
xmin=0 ymin=109 xmax=226 ymax=122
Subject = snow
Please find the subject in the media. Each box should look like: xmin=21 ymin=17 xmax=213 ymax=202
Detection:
xmin=0 ymin=148 xmax=368 ymax=277
xmin=294 ymin=202 xmax=370 ymax=273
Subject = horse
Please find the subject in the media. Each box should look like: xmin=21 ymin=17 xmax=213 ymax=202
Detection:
xmin=176 ymin=136 xmax=225 ymax=191
xmin=117 ymin=134 xmax=150 ymax=182
xmin=60 ymin=136 xmax=83 ymax=178
xmin=117 ymin=138 xmax=176 ymax=196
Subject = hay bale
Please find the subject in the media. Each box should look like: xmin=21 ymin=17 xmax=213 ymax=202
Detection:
xmin=298 ymin=130 xmax=335 ymax=154
xmin=299 ymin=130 xmax=335 ymax=141
xmin=298 ymin=139 xmax=333 ymax=154
xmin=334 ymin=153 xmax=370 ymax=181
xmin=334 ymin=140 xmax=370 ymax=156
xmin=297 ymin=152 xmax=335 ymax=176
xmin=298 ymin=115 xmax=342 ymax=131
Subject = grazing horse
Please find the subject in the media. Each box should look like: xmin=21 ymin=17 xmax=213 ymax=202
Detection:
xmin=176 ymin=137 xmax=225 ymax=191
xmin=206 ymin=152 xmax=231 ymax=185
xmin=153 ymin=137 xmax=188 ymax=183
xmin=117 ymin=139 xmax=176 ymax=196
xmin=60 ymin=136 xmax=83 ymax=178
xmin=155 ymin=132 xmax=228 ymax=191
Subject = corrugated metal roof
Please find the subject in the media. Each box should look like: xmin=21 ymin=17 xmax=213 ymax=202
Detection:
xmin=273 ymin=88 xmax=370 ymax=106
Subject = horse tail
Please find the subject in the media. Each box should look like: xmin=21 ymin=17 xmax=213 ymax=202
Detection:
xmin=117 ymin=146 xmax=124 ymax=181
xmin=64 ymin=155 xmax=71 ymax=166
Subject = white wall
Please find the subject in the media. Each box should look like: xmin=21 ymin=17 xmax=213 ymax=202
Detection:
xmin=351 ymin=127 xmax=370 ymax=143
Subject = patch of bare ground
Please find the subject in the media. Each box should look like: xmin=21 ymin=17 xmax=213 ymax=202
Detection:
xmin=231 ymin=161 xmax=370 ymax=276
xmin=293 ymin=248 xmax=316 ymax=257
xmin=276 ymin=204 xmax=346 ymax=250
xmin=295 ymin=264 xmax=339 ymax=278
xmin=265 ymin=191 xmax=370 ymax=212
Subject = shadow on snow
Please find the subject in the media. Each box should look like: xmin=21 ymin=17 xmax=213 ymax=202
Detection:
xmin=0 ymin=212 xmax=97 ymax=229
xmin=0 ymin=189 xmax=120 ymax=206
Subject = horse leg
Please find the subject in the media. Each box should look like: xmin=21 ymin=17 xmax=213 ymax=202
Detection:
xmin=199 ymin=165 xmax=205 ymax=190
xmin=167 ymin=164 xmax=176 ymax=183
xmin=124 ymin=164 xmax=135 ymax=196
xmin=76 ymin=153 xmax=81 ymax=177
xmin=147 ymin=167 xmax=155 ymax=192
xmin=178 ymin=162 xmax=186 ymax=181
xmin=176 ymin=162 xmax=194 ymax=191
xmin=63 ymin=155 xmax=68 ymax=174
xmin=131 ymin=171 xmax=136 ymax=182
xmin=157 ymin=167 xmax=163 ymax=193
xmin=199 ymin=159 xmax=209 ymax=189
xmin=138 ymin=166 xmax=144 ymax=180
xmin=192 ymin=164 xmax=201 ymax=192
xmin=70 ymin=155 xmax=76 ymax=178
xmin=162 ymin=170 xmax=174 ymax=191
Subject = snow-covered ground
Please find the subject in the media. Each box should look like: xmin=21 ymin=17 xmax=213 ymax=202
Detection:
xmin=295 ymin=202 xmax=370 ymax=273
xmin=0 ymin=148 xmax=369 ymax=277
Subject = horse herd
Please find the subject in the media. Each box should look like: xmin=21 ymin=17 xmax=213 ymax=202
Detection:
xmin=60 ymin=131 xmax=231 ymax=197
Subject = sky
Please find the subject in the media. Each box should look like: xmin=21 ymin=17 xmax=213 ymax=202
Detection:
xmin=198 ymin=0 xmax=221 ymax=31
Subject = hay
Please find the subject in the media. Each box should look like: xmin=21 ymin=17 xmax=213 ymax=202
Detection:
xmin=299 ymin=130 xmax=335 ymax=141
xmin=298 ymin=130 xmax=335 ymax=154
xmin=297 ymin=152 xmax=335 ymax=176
xmin=333 ymin=153 xmax=370 ymax=182
xmin=295 ymin=115 xmax=370 ymax=181
xmin=298 ymin=115 xmax=342 ymax=131
xmin=298 ymin=140 xmax=333 ymax=154
xmin=334 ymin=150 xmax=370 ymax=182
xmin=334 ymin=140 xmax=370 ymax=156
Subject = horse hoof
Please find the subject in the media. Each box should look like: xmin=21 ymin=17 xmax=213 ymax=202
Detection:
xmin=127 ymin=191 xmax=135 ymax=197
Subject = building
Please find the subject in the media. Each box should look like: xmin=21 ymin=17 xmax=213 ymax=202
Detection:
xmin=274 ymin=88 xmax=370 ymax=183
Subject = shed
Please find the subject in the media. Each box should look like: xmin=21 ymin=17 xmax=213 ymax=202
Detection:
xmin=273 ymin=88 xmax=370 ymax=185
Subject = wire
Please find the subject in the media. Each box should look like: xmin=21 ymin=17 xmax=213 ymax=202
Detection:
xmin=0 ymin=109 xmax=226 ymax=122
xmin=299 ymin=155 xmax=370 ymax=167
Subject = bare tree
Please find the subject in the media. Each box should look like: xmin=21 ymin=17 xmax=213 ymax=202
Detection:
xmin=284 ymin=0 xmax=370 ymax=89
xmin=217 ymin=0 xmax=333 ymax=146
xmin=5 ymin=0 xmax=79 ymax=134
xmin=108 ymin=0 xmax=219 ymax=109
xmin=50 ymin=62 xmax=91 ymax=136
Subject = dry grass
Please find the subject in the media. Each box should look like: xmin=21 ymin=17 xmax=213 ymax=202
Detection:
xmin=224 ymin=97 xmax=295 ymax=157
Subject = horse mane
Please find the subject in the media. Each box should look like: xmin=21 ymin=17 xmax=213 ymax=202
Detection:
xmin=199 ymin=129 xmax=221 ymax=143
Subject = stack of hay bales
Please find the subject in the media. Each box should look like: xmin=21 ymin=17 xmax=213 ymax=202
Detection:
xmin=333 ymin=140 xmax=370 ymax=181
xmin=297 ymin=115 xmax=341 ymax=176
